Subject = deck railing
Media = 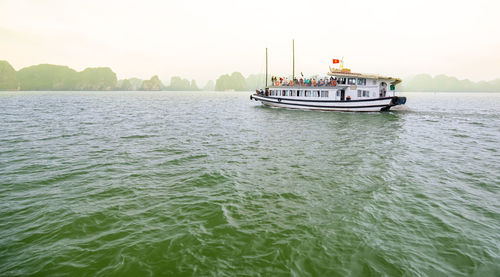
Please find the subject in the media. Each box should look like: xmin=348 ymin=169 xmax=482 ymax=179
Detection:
xmin=269 ymin=83 xmax=348 ymax=88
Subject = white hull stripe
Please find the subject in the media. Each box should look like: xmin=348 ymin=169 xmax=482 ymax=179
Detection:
xmin=261 ymin=96 xmax=394 ymax=103
xmin=254 ymin=96 xmax=392 ymax=109
xmin=261 ymin=102 xmax=384 ymax=112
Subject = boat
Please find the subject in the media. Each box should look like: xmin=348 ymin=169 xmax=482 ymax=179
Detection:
xmin=250 ymin=41 xmax=406 ymax=112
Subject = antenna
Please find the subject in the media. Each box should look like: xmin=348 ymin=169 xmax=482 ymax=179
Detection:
xmin=292 ymin=39 xmax=295 ymax=80
xmin=265 ymin=48 xmax=268 ymax=88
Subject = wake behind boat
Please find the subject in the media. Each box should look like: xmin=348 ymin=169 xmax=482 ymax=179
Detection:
xmin=250 ymin=41 xmax=406 ymax=112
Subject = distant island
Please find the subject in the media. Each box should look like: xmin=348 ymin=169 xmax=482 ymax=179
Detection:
xmin=0 ymin=60 xmax=207 ymax=91
xmin=1 ymin=60 xmax=499 ymax=92
xmin=398 ymin=74 xmax=500 ymax=92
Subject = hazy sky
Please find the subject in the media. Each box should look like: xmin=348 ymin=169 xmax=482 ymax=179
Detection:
xmin=1 ymin=0 xmax=499 ymax=84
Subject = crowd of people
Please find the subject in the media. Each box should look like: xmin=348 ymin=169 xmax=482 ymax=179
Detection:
xmin=270 ymin=76 xmax=337 ymax=87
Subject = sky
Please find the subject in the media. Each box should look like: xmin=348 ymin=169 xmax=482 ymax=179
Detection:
xmin=1 ymin=0 xmax=499 ymax=84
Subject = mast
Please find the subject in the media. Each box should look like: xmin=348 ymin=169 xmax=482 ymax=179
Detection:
xmin=265 ymin=48 xmax=268 ymax=88
xmin=292 ymin=39 xmax=295 ymax=80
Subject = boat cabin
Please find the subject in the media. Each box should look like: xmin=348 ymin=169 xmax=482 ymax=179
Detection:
xmin=266 ymin=68 xmax=401 ymax=101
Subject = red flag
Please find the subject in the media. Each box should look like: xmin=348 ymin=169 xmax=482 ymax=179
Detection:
xmin=333 ymin=59 xmax=340 ymax=64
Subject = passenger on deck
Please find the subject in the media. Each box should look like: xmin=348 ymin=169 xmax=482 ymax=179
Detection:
xmin=299 ymin=78 xmax=304 ymax=86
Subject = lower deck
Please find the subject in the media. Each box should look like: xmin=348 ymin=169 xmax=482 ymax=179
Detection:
xmin=267 ymin=87 xmax=390 ymax=101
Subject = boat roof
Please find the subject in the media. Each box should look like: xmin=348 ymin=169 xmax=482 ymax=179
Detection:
xmin=327 ymin=68 xmax=402 ymax=84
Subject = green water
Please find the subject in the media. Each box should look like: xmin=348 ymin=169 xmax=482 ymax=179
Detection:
xmin=1 ymin=91 xmax=499 ymax=276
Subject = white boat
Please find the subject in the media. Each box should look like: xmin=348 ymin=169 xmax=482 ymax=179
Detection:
xmin=250 ymin=42 xmax=406 ymax=112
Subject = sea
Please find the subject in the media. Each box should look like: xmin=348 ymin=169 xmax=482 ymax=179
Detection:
xmin=1 ymin=91 xmax=499 ymax=276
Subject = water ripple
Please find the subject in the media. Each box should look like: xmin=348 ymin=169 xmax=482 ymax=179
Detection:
xmin=0 ymin=91 xmax=499 ymax=276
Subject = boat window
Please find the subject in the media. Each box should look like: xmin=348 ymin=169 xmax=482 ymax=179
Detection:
xmin=357 ymin=78 xmax=366 ymax=86
xmin=348 ymin=78 xmax=356 ymax=85
xmin=337 ymin=78 xmax=346 ymax=85
xmin=363 ymin=90 xmax=369 ymax=97
xmin=357 ymin=90 xmax=362 ymax=97
xmin=306 ymin=90 xmax=311 ymax=97
xmin=297 ymin=90 xmax=302 ymax=96
xmin=282 ymin=90 xmax=286 ymax=96
xmin=336 ymin=91 xmax=341 ymax=97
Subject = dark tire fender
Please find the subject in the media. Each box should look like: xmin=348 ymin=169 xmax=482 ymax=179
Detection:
xmin=391 ymin=96 xmax=407 ymax=105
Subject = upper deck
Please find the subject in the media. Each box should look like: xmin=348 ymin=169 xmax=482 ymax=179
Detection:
xmin=269 ymin=68 xmax=401 ymax=89
xmin=263 ymin=68 xmax=402 ymax=101
xmin=327 ymin=68 xmax=401 ymax=84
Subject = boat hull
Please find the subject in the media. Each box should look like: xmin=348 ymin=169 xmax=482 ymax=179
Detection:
xmin=251 ymin=94 xmax=405 ymax=112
